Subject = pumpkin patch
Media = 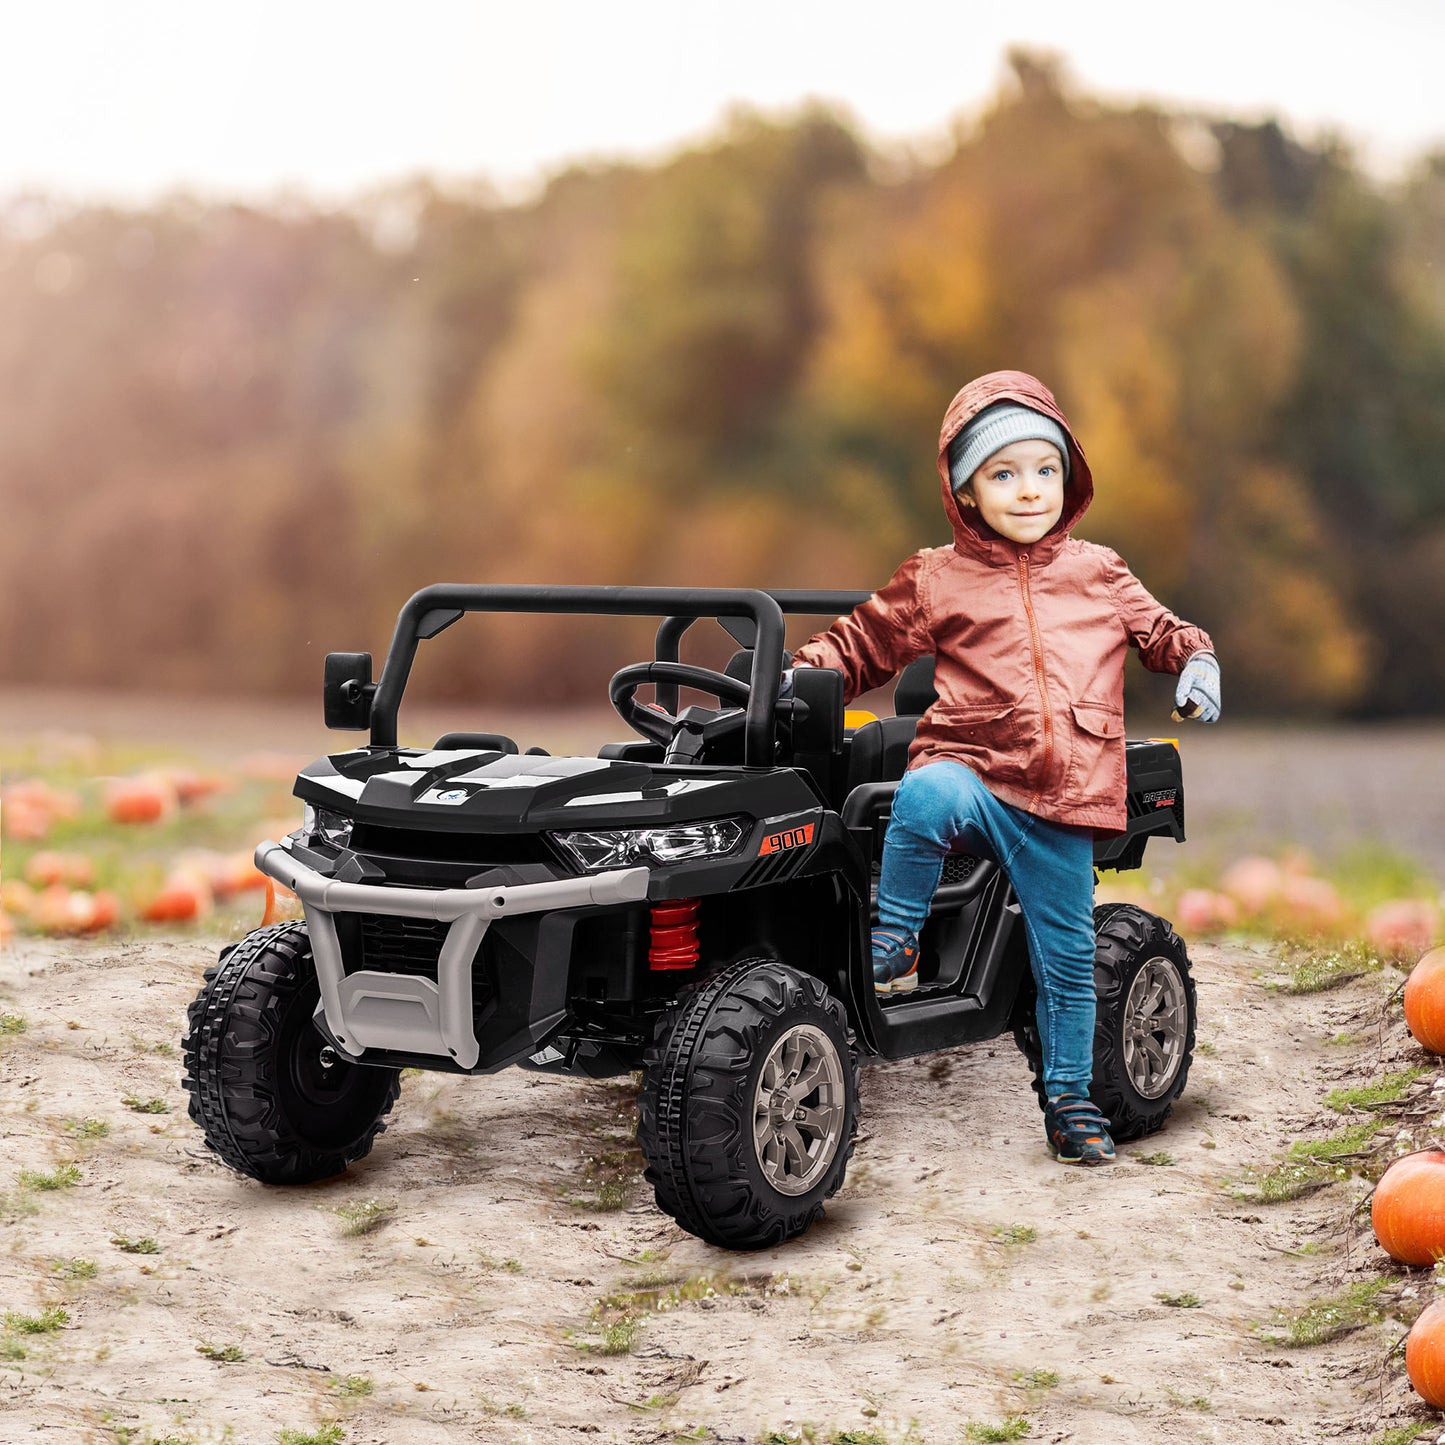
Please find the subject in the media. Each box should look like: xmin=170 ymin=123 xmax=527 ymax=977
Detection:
xmin=1408 ymin=1300 xmax=1445 ymax=1407
xmin=1372 ymin=1150 xmax=1445 ymax=1267
xmin=1405 ymin=947 xmax=1445 ymax=1054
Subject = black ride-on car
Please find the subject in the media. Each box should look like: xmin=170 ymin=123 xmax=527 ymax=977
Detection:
xmin=183 ymin=585 xmax=1197 ymax=1250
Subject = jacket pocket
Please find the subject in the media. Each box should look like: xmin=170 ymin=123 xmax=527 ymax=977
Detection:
xmin=1069 ymin=700 xmax=1123 ymax=740
xmin=917 ymin=702 xmax=1027 ymax=786
xmin=1066 ymin=699 xmax=1125 ymax=801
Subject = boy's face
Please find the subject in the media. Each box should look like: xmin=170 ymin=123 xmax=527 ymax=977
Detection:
xmin=959 ymin=439 xmax=1066 ymax=545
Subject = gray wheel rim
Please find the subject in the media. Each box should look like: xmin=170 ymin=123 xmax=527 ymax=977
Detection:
xmin=1122 ymin=955 xmax=1188 ymax=1100
xmin=751 ymin=1023 xmax=847 ymax=1196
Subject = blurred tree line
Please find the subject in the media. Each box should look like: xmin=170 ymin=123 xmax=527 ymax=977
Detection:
xmin=2 ymin=51 xmax=1443 ymax=716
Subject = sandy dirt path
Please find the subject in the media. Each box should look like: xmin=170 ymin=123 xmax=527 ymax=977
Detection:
xmin=0 ymin=932 xmax=1408 ymax=1444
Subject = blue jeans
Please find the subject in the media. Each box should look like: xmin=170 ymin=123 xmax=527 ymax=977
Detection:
xmin=877 ymin=761 xmax=1097 ymax=1098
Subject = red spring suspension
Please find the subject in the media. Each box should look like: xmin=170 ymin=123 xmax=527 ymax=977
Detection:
xmin=648 ymin=898 xmax=700 ymax=970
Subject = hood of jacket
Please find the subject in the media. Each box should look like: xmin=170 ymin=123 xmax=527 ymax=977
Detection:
xmin=936 ymin=371 xmax=1094 ymax=563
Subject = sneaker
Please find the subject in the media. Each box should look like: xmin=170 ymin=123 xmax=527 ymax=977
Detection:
xmin=1044 ymin=1094 xmax=1116 ymax=1165
xmin=872 ymin=928 xmax=920 ymax=994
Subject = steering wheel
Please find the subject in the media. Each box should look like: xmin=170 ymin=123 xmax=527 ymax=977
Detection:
xmin=609 ymin=662 xmax=754 ymax=746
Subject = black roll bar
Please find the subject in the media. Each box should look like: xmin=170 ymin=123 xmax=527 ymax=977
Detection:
xmin=652 ymin=589 xmax=871 ymax=713
xmin=370 ymin=584 xmax=815 ymax=766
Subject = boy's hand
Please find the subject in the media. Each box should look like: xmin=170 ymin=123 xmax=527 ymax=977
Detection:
xmin=1173 ymin=652 xmax=1221 ymax=723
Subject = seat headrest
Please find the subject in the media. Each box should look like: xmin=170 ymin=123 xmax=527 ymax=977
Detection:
xmin=724 ymin=648 xmax=755 ymax=683
xmin=895 ymin=655 xmax=937 ymax=715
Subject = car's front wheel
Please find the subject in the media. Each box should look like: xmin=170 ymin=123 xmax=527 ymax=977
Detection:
xmin=638 ymin=958 xmax=859 ymax=1250
xmin=183 ymin=921 xmax=401 ymax=1183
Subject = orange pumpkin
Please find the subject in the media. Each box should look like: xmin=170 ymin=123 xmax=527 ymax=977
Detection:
xmin=24 ymin=851 xmax=95 ymax=889
xmin=1407 ymin=1300 xmax=1445 ymax=1406
xmin=1373 ymin=1150 xmax=1445 ymax=1266
xmin=1404 ymin=946 xmax=1445 ymax=1053
xmin=32 ymin=886 xmax=116 ymax=935
xmin=105 ymin=775 xmax=178 ymax=825
xmin=139 ymin=871 xmax=212 ymax=924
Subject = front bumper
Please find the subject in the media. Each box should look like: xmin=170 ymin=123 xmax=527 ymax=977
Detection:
xmin=255 ymin=840 xmax=650 ymax=1069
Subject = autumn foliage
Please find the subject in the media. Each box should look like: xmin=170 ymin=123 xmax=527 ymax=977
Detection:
xmin=1 ymin=54 xmax=1443 ymax=715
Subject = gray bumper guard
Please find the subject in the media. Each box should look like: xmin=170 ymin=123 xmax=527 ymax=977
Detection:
xmin=254 ymin=841 xmax=650 ymax=1069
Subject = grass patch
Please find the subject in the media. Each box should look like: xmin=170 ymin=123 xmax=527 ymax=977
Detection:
xmin=1228 ymin=1160 xmax=1343 ymax=1204
xmin=279 ymin=1427 xmax=344 ymax=1445
xmin=125 ymin=1031 xmax=177 ymax=1057
xmin=334 ymin=1375 xmax=373 ymax=1397
xmin=1288 ymin=1119 xmax=1380 ymax=1163
xmin=1156 ymin=1291 xmax=1202 ymax=1308
xmin=4 ymin=1305 xmax=69 ymax=1335
xmin=111 ymin=1235 xmax=160 ymax=1254
xmin=965 ymin=1419 xmax=1030 ymax=1442
xmin=568 ymin=1138 xmax=644 ymax=1212
xmin=52 ymin=1257 xmax=97 ymax=1280
xmin=1136 ymin=1150 xmax=1175 ymax=1166
xmin=0 ymin=1013 xmax=26 ymax=1036
xmin=18 ymin=1162 xmax=81 ymax=1191
xmin=1271 ymin=1277 xmax=1388 ymax=1346
xmin=333 ymin=1198 xmax=395 ymax=1237
xmin=1281 ymin=938 xmax=1387 ymax=995
xmin=121 ymin=1095 xmax=170 ymax=1115
xmin=992 ymin=1224 xmax=1037 ymax=1246
xmin=591 ymin=1316 xmax=640 ymax=1356
xmin=65 ymin=1117 xmax=110 ymax=1139
xmin=196 ymin=1342 xmax=246 ymax=1362
xmin=1364 ymin=1425 xmax=1431 ymax=1445
xmin=476 ymin=1251 xmax=523 ymax=1273
xmin=1326 ymin=1068 xmax=1427 ymax=1113
xmin=1013 ymin=1369 xmax=1059 ymax=1389
xmin=830 ymin=1432 xmax=888 ymax=1444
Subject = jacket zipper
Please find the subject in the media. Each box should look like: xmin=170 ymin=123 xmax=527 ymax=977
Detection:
xmin=1018 ymin=552 xmax=1053 ymax=808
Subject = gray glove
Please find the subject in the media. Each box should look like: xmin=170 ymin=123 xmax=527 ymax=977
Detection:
xmin=1174 ymin=651 xmax=1221 ymax=723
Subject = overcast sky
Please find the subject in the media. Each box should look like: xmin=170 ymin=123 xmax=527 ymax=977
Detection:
xmin=4 ymin=0 xmax=1442 ymax=206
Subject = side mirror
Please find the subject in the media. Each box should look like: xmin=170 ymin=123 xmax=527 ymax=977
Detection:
xmin=324 ymin=652 xmax=374 ymax=730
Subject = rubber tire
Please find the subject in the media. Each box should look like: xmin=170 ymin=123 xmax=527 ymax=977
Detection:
xmin=182 ymin=921 xmax=401 ymax=1184
xmin=637 ymin=958 xmax=860 ymax=1251
xmin=1013 ymin=904 xmax=1196 ymax=1142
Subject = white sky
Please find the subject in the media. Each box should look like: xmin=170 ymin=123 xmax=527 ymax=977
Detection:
xmin=3 ymin=0 xmax=1441 ymax=206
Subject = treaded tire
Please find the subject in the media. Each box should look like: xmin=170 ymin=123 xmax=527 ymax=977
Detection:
xmin=637 ymin=958 xmax=860 ymax=1251
xmin=1013 ymin=904 xmax=1196 ymax=1142
xmin=182 ymin=921 xmax=401 ymax=1184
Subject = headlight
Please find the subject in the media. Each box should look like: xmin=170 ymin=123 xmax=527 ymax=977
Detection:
xmin=552 ymin=819 xmax=746 ymax=872
xmin=301 ymin=804 xmax=354 ymax=849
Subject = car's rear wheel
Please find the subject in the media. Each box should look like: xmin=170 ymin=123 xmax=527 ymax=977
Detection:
xmin=638 ymin=958 xmax=859 ymax=1250
xmin=183 ymin=921 xmax=401 ymax=1184
xmin=1013 ymin=904 xmax=1196 ymax=1142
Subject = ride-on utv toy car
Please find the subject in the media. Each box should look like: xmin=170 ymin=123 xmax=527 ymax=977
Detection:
xmin=183 ymin=584 xmax=1197 ymax=1250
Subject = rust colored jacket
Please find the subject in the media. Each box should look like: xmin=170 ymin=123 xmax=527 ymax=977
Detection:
xmin=792 ymin=371 xmax=1213 ymax=834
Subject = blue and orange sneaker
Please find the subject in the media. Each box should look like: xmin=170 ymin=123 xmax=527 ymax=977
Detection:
xmin=872 ymin=927 xmax=920 ymax=994
xmin=1044 ymin=1094 xmax=1116 ymax=1165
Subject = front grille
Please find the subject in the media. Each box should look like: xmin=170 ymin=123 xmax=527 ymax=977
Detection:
xmin=356 ymin=914 xmax=450 ymax=977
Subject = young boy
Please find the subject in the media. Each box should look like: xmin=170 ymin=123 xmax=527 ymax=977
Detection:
xmin=788 ymin=371 xmax=1220 ymax=1166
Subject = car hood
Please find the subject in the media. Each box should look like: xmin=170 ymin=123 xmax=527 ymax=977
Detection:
xmin=294 ymin=747 xmax=784 ymax=830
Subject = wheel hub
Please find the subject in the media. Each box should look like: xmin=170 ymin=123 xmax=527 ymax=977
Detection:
xmin=1122 ymin=955 xmax=1188 ymax=1100
xmin=751 ymin=1024 xmax=846 ymax=1196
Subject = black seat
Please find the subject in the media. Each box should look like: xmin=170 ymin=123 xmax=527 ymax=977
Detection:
xmin=843 ymin=655 xmax=937 ymax=793
xmin=724 ymin=649 xmax=845 ymax=793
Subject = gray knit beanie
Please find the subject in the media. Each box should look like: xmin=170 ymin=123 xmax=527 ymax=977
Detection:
xmin=948 ymin=403 xmax=1070 ymax=495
